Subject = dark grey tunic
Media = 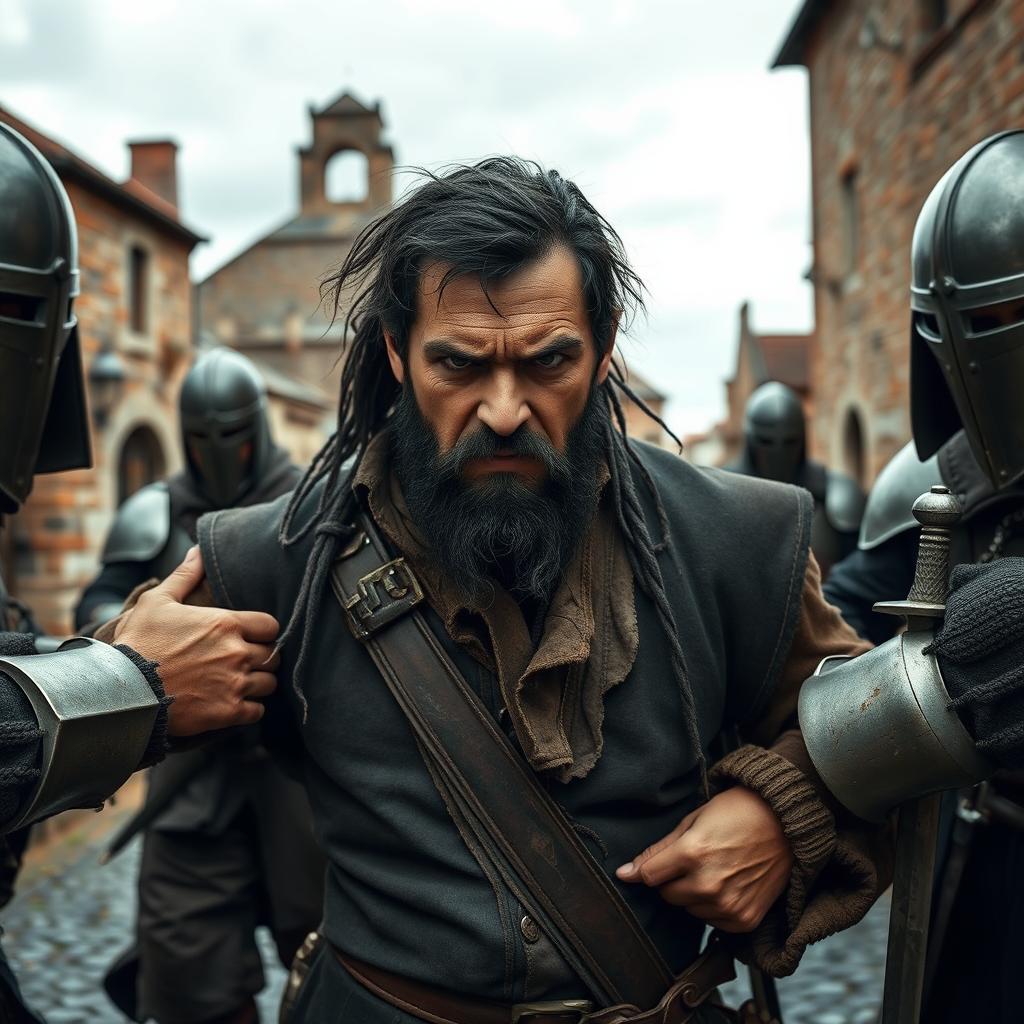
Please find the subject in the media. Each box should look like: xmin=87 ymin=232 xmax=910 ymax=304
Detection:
xmin=199 ymin=442 xmax=812 ymax=1008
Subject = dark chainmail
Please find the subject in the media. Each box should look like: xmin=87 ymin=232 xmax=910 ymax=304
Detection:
xmin=979 ymin=507 xmax=1024 ymax=563
xmin=929 ymin=558 xmax=1024 ymax=767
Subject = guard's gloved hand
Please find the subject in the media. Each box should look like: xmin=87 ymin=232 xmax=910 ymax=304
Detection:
xmin=930 ymin=557 xmax=1024 ymax=768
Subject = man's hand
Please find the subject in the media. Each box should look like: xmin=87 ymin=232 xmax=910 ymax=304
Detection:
xmin=616 ymin=786 xmax=793 ymax=933
xmin=113 ymin=546 xmax=280 ymax=736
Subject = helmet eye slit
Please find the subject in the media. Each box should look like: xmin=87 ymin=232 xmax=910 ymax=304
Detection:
xmin=962 ymin=299 xmax=1024 ymax=336
xmin=0 ymin=291 xmax=42 ymax=324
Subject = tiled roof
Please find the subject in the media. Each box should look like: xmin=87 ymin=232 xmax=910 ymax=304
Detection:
xmin=318 ymin=91 xmax=379 ymax=118
xmin=772 ymin=0 xmax=831 ymax=67
xmin=253 ymin=358 xmax=332 ymax=410
xmin=621 ymin=363 xmax=667 ymax=404
xmin=0 ymin=105 xmax=205 ymax=246
xmin=756 ymin=334 xmax=810 ymax=391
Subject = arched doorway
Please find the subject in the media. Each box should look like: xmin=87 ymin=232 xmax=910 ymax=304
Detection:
xmin=117 ymin=426 xmax=166 ymax=505
xmin=842 ymin=407 xmax=867 ymax=490
xmin=325 ymin=149 xmax=369 ymax=204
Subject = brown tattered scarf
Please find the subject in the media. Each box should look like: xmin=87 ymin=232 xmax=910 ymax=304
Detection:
xmin=353 ymin=432 xmax=639 ymax=782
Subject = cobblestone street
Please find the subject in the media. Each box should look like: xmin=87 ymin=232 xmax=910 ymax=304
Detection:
xmin=0 ymin=809 xmax=889 ymax=1024
xmin=720 ymin=894 xmax=890 ymax=1024
xmin=0 ymin=807 xmax=286 ymax=1024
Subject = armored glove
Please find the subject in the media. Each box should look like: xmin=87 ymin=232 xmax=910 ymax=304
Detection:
xmin=931 ymin=557 xmax=1024 ymax=768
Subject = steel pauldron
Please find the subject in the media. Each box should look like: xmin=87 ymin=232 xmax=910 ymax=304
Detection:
xmin=799 ymin=634 xmax=994 ymax=822
xmin=0 ymin=637 xmax=158 ymax=831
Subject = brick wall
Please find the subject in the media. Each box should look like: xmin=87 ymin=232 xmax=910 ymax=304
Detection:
xmin=800 ymin=0 xmax=1021 ymax=486
xmin=8 ymin=180 xmax=192 ymax=635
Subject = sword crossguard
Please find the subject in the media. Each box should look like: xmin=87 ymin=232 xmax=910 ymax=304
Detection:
xmin=873 ymin=485 xmax=963 ymax=630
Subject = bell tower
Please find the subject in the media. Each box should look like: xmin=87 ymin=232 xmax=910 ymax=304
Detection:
xmin=298 ymin=92 xmax=393 ymax=217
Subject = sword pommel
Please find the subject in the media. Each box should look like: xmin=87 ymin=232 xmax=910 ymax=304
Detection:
xmin=873 ymin=484 xmax=963 ymax=629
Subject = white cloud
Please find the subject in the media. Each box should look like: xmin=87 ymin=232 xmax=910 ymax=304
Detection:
xmin=0 ymin=0 xmax=812 ymax=436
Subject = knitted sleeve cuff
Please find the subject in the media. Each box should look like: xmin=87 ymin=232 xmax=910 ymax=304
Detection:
xmin=114 ymin=644 xmax=172 ymax=769
xmin=708 ymin=743 xmax=838 ymax=974
xmin=709 ymin=744 xmax=837 ymax=891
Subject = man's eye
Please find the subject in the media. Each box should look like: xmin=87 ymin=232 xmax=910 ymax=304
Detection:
xmin=534 ymin=352 xmax=566 ymax=369
xmin=442 ymin=355 xmax=474 ymax=370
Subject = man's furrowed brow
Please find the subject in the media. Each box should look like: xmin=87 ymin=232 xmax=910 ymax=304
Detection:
xmin=422 ymin=337 xmax=482 ymax=360
xmin=530 ymin=335 xmax=584 ymax=358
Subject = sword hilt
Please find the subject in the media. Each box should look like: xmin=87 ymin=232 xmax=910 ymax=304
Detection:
xmin=874 ymin=485 xmax=963 ymax=630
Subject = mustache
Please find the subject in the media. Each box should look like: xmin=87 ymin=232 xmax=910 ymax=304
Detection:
xmin=436 ymin=423 xmax=569 ymax=483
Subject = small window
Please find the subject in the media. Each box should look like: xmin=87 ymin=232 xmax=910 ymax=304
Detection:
xmin=128 ymin=245 xmax=149 ymax=334
xmin=117 ymin=425 xmax=165 ymax=504
xmin=842 ymin=408 xmax=867 ymax=490
xmin=325 ymin=149 xmax=369 ymax=204
xmin=841 ymin=168 xmax=860 ymax=278
xmin=921 ymin=0 xmax=948 ymax=33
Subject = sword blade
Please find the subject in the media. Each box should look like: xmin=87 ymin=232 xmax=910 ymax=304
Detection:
xmin=880 ymin=792 xmax=941 ymax=1024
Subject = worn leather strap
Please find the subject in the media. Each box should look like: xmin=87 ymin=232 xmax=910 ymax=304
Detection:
xmin=330 ymin=513 xmax=677 ymax=1008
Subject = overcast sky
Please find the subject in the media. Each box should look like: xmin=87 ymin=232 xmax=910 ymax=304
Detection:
xmin=0 ymin=0 xmax=812 ymax=438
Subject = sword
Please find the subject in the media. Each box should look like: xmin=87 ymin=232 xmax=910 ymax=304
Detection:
xmin=873 ymin=485 xmax=963 ymax=1024
xmin=99 ymin=745 xmax=218 ymax=864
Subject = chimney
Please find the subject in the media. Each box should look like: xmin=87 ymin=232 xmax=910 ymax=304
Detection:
xmin=128 ymin=139 xmax=179 ymax=213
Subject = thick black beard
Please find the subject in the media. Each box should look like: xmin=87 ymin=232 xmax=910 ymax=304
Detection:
xmin=390 ymin=385 xmax=607 ymax=606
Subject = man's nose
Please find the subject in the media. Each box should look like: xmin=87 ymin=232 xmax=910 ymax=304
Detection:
xmin=477 ymin=371 xmax=530 ymax=437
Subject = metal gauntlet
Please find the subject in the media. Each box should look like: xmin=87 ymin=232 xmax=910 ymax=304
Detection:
xmin=798 ymin=636 xmax=993 ymax=822
xmin=0 ymin=637 xmax=159 ymax=831
xmin=799 ymin=485 xmax=994 ymax=823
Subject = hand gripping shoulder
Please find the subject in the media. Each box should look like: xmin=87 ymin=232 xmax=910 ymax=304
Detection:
xmin=858 ymin=442 xmax=942 ymax=551
xmin=101 ymin=482 xmax=172 ymax=564
xmin=798 ymin=633 xmax=993 ymax=822
xmin=0 ymin=638 xmax=158 ymax=831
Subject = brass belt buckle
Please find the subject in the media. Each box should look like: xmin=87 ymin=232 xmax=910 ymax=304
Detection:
xmin=510 ymin=999 xmax=594 ymax=1023
xmin=343 ymin=556 xmax=424 ymax=640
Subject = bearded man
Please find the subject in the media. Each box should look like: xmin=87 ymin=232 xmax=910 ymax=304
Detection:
xmin=177 ymin=158 xmax=1015 ymax=1024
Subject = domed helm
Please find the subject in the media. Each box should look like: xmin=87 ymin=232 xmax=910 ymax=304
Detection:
xmin=742 ymin=381 xmax=806 ymax=484
xmin=0 ymin=122 xmax=90 ymax=513
xmin=911 ymin=130 xmax=1024 ymax=488
xmin=179 ymin=348 xmax=273 ymax=508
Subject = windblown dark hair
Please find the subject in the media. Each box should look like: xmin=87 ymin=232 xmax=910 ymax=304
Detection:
xmin=276 ymin=156 xmax=706 ymax=790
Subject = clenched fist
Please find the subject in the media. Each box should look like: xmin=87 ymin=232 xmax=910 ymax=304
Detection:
xmin=616 ymin=786 xmax=793 ymax=933
xmin=113 ymin=546 xmax=279 ymax=736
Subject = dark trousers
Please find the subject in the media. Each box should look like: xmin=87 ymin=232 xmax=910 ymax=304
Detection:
xmin=924 ymin=820 xmax=1024 ymax=1024
xmin=133 ymin=761 xmax=325 ymax=1024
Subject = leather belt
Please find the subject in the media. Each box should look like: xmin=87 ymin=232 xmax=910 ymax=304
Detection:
xmin=335 ymin=941 xmax=737 ymax=1024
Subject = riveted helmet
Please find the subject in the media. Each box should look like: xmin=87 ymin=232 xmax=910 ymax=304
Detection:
xmin=911 ymin=130 xmax=1024 ymax=488
xmin=179 ymin=348 xmax=272 ymax=508
xmin=742 ymin=381 xmax=806 ymax=484
xmin=0 ymin=122 xmax=90 ymax=512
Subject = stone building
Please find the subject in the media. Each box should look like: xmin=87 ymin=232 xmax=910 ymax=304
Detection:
xmin=773 ymin=0 xmax=1024 ymax=487
xmin=686 ymin=302 xmax=813 ymax=466
xmin=0 ymin=105 xmax=203 ymax=635
xmin=619 ymin=364 xmax=671 ymax=448
xmin=197 ymin=92 xmax=395 ymax=407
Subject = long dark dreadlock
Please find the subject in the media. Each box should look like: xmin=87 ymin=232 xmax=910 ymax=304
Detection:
xmin=276 ymin=157 xmax=707 ymax=790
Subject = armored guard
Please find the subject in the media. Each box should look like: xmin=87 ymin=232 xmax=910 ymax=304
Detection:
xmin=0 ymin=124 xmax=283 ymax=1023
xmin=77 ymin=348 xmax=296 ymax=628
xmin=824 ymin=131 xmax=1024 ymax=1024
xmin=76 ymin=349 xmax=325 ymax=1024
xmin=727 ymin=382 xmax=865 ymax=576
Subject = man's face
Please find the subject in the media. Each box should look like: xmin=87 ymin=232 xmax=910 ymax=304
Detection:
xmin=385 ymin=243 xmax=615 ymax=603
xmin=385 ymin=243 xmax=614 ymax=487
